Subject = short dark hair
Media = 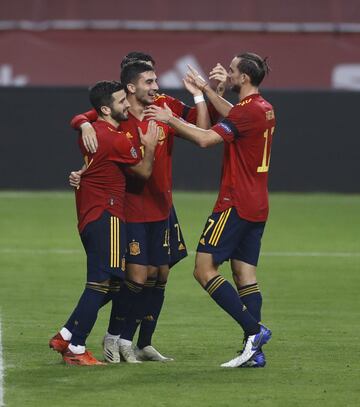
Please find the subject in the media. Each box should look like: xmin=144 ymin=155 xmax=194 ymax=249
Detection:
xmin=120 ymin=61 xmax=155 ymax=91
xmin=89 ymin=80 xmax=124 ymax=114
xmin=120 ymin=51 xmax=155 ymax=69
xmin=236 ymin=52 xmax=270 ymax=86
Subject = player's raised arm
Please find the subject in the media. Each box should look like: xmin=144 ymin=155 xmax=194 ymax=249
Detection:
xmin=187 ymin=65 xmax=233 ymax=118
xmin=183 ymin=76 xmax=211 ymax=129
xmin=144 ymin=104 xmax=222 ymax=148
xmin=128 ymin=120 xmax=159 ymax=179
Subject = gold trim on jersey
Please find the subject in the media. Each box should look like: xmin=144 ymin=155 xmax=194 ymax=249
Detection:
xmin=237 ymin=98 xmax=252 ymax=107
xmin=106 ymin=126 xmax=124 ymax=135
xmin=208 ymin=208 xmax=232 ymax=246
xmin=154 ymin=93 xmax=167 ymax=102
xmin=110 ymin=216 xmax=120 ymax=268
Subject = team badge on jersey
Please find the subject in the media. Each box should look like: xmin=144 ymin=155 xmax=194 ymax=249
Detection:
xmin=156 ymin=126 xmax=166 ymax=145
xmin=129 ymin=241 xmax=141 ymax=256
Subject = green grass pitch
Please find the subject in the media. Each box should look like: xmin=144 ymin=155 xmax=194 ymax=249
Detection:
xmin=0 ymin=191 xmax=359 ymax=407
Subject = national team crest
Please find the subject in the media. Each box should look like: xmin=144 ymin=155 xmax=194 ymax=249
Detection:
xmin=157 ymin=126 xmax=166 ymax=145
xmin=129 ymin=241 xmax=140 ymax=256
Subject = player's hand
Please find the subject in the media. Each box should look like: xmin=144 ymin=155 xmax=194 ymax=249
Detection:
xmin=209 ymin=63 xmax=228 ymax=95
xmin=69 ymin=169 xmax=83 ymax=189
xmin=209 ymin=63 xmax=228 ymax=84
xmin=186 ymin=64 xmax=209 ymax=92
xmin=138 ymin=120 xmax=159 ymax=150
xmin=81 ymin=123 xmax=98 ymax=153
xmin=183 ymin=77 xmax=203 ymax=96
xmin=144 ymin=103 xmax=173 ymax=124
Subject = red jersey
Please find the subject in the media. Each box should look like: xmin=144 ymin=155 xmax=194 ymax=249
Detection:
xmin=211 ymin=94 xmax=276 ymax=222
xmin=70 ymin=93 xmax=219 ymax=222
xmin=70 ymin=93 xmax=220 ymax=129
xmin=71 ymin=95 xmax=177 ymax=223
xmin=76 ymin=120 xmax=140 ymax=233
xmin=70 ymin=93 xmax=189 ymax=129
xmin=120 ymin=103 xmax=176 ymax=222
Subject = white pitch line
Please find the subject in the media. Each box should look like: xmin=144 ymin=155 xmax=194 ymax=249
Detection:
xmin=188 ymin=251 xmax=360 ymax=258
xmin=0 ymin=317 xmax=4 ymax=407
xmin=0 ymin=248 xmax=359 ymax=258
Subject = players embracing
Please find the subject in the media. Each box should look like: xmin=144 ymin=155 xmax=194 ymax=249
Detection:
xmin=50 ymin=51 xmax=275 ymax=368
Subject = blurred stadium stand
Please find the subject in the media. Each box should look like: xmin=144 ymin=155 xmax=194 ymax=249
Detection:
xmin=1 ymin=0 xmax=360 ymax=88
xmin=0 ymin=0 xmax=359 ymax=191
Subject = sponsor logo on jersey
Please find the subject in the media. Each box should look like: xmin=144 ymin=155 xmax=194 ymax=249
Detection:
xmin=129 ymin=241 xmax=140 ymax=256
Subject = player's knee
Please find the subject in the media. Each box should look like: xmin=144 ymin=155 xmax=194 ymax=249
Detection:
xmin=193 ymin=265 xmax=200 ymax=282
xmin=193 ymin=263 xmax=207 ymax=286
xmin=157 ymin=265 xmax=170 ymax=281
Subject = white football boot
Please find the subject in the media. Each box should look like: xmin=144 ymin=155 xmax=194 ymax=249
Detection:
xmin=102 ymin=333 xmax=121 ymax=364
xmin=134 ymin=345 xmax=174 ymax=362
xmin=118 ymin=339 xmax=142 ymax=363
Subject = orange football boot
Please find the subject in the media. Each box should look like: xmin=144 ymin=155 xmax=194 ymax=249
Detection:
xmin=62 ymin=349 xmax=106 ymax=366
xmin=49 ymin=332 xmax=70 ymax=354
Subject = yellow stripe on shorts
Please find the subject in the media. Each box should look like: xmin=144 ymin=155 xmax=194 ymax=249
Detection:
xmin=110 ymin=216 xmax=120 ymax=268
xmin=209 ymin=208 xmax=232 ymax=246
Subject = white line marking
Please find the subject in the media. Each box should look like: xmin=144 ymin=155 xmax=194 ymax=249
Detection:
xmin=0 ymin=317 xmax=4 ymax=407
xmin=0 ymin=248 xmax=359 ymax=258
xmin=188 ymin=251 xmax=360 ymax=258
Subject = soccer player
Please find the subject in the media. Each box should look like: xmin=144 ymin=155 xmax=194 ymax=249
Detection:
xmin=49 ymin=80 xmax=159 ymax=365
xmin=144 ymin=52 xmax=275 ymax=368
xmin=69 ymin=60 xmax=210 ymax=363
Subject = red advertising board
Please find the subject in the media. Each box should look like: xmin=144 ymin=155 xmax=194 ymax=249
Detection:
xmin=1 ymin=29 xmax=360 ymax=89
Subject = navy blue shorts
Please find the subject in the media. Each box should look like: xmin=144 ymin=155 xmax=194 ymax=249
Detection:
xmin=169 ymin=206 xmax=188 ymax=268
xmin=196 ymin=207 xmax=266 ymax=266
xmin=80 ymin=211 xmax=126 ymax=282
xmin=126 ymin=219 xmax=170 ymax=267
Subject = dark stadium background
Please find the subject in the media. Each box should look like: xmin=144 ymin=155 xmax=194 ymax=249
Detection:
xmin=1 ymin=0 xmax=359 ymax=193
